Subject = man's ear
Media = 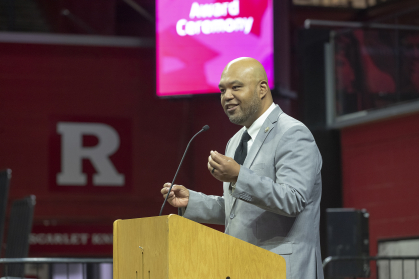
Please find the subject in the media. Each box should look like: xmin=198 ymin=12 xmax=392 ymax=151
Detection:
xmin=259 ymin=80 xmax=269 ymax=99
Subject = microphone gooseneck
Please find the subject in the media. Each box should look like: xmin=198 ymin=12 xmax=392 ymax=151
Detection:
xmin=159 ymin=125 xmax=210 ymax=216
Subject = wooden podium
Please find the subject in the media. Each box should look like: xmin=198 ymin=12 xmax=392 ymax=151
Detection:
xmin=113 ymin=214 xmax=286 ymax=278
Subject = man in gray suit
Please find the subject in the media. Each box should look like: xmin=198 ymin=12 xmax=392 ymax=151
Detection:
xmin=161 ymin=57 xmax=324 ymax=279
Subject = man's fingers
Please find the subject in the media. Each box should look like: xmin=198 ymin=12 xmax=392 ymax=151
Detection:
xmin=161 ymin=185 xmax=172 ymax=194
xmin=211 ymin=151 xmax=236 ymax=166
xmin=213 ymin=151 xmax=235 ymax=163
xmin=163 ymin=192 xmax=175 ymax=200
xmin=210 ymin=150 xmax=225 ymax=164
xmin=208 ymin=155 xmax=221 ymax=169
xmin=208 ymin=162 xmax=216 ymax=173
xmin=161 ymin=183 xmax=178 ymax=195
xmin=162 ymin=189 xmax=175 ymax=196
xmin=208 ymin=158 xmax=219 ymax=170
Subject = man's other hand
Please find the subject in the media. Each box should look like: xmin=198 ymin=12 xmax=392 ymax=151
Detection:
xmin=208 ymin=150 xmax=240 ymax=183
xmin=161 ymin=183 xmax=190 ymax=208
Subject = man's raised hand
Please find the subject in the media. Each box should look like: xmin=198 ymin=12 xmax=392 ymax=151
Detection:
xmin=208 ymin=150 xmax=240 ymax=183
xmin=160 ymin=183 xmax=190 ymax=208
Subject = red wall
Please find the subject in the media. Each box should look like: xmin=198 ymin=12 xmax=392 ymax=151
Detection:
xmin=341 ymin=112 xmax=419 ymax=256
xmin=0 ymin=41 xmax=241 ymax=256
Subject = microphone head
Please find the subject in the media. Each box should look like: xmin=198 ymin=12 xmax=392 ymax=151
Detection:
xmin=202 ymin=125 xmax=210 ymax=131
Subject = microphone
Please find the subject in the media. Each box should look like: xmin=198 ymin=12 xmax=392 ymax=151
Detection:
xmin=159 ymin=125 xmax=210 ymax=216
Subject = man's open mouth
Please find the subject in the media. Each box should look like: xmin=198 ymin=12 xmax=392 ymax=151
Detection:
xmin=226 ymin=104 xmax=239 ymax=112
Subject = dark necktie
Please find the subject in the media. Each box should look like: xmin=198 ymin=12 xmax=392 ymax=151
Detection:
xmin=234 ymin=130 xmax=251 ymax=165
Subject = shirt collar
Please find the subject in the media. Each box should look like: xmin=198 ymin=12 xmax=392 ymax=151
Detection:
xmin=245 ymin=103 xmax=277 ymax=140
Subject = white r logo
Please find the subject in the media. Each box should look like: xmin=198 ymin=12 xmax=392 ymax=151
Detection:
xmin=56 ymin=122 xmax=125 ymax=186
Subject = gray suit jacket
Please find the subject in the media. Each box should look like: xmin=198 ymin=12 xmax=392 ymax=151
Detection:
xmin=181 ymin=105 xmax=324 ymax=279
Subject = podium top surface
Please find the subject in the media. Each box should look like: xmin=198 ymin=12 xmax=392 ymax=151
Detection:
xmin=113 ymin=215 xmax=286 ymax=279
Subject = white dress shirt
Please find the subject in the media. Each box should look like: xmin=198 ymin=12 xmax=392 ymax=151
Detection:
xmin=244 ymin=102 xmax=276 ymax=152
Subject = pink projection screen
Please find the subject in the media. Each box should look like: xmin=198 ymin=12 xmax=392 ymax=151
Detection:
xmin=156 ymin=0 xmax=274 ymax=96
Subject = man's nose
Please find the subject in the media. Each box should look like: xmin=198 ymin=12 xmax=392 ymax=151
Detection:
xmin=224 ymin=89 xmax=234 ymax=100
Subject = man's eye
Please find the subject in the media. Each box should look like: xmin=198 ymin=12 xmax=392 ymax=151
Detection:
xmin=233 ymin=86 xmax=240 ymax=90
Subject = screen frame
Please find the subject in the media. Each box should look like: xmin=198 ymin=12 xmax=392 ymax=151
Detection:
xmin=155 ymin=0 xmax=276 ymax=98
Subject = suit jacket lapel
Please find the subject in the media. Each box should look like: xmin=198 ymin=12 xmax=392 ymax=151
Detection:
xmin=229 ymin=106 xmax=283 ymax=214
xmin=243 ymin=106 xmax=283 ymax=168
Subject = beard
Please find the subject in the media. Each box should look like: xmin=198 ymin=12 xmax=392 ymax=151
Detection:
xmin=226 ymin=90 xmax=261 ymax=125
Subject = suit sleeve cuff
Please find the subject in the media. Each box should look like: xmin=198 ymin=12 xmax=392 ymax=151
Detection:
xmin=231 ymin=166 xmax=254 ymax=202
xmin=182 ymin=190 xmax=200 ymax=219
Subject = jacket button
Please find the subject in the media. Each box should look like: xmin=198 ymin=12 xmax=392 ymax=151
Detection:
xmin=230 ymin=213 xmax=235 ymax=219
